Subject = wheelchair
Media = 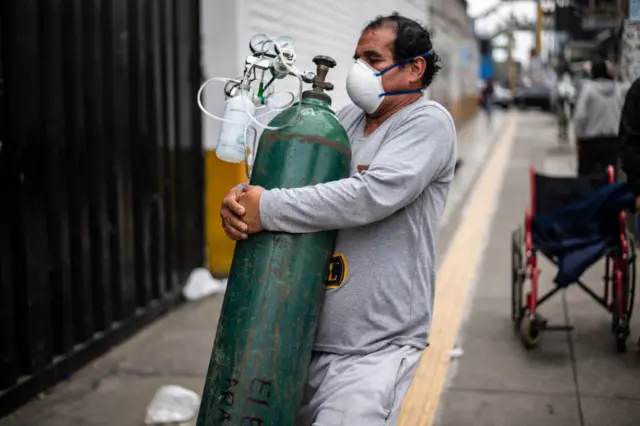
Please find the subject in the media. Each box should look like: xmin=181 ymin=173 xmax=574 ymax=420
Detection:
xmin=511 ymin=166 xmax=637 ymax=353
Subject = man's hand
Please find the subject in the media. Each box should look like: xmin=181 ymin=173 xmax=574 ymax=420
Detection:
xmin=220 ymin=188 xmax=248 ymax=240
xmin=636 ymin=196 xmax=640 ymax=214
xmin=239 ymin=185 xmax=266 ymax=234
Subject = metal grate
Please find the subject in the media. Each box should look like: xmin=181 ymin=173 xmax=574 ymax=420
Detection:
xmin=0 ymin=0 xmax=203 ymax=415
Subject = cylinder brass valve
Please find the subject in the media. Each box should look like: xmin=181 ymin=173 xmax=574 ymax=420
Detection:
xmin=312 ymin=55 xmax=337 ymax=92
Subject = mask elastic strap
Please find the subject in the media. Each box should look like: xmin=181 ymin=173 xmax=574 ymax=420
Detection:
xmin=378 ymin=90 xmax=422 ymax=98
xmin=374 ymin=50 xmax=432 ymax=77
xmin=378 ymin=89 xmax=423 ymax=98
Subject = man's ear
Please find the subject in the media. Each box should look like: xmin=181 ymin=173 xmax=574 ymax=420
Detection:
xmin=410 ymin=56 xmax=427 ymax=84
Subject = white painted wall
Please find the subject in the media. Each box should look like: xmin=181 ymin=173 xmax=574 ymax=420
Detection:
xmin=428 ymin=0 xmax=478 ymax=114
xmin=200 ymin=0 xmax=430 ymax=150
xmin=200 ymin=0 xmax=241 ymax=150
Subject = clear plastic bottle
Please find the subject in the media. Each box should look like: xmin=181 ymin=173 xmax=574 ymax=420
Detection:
xmin=215 ymin=89 xmax=256 ymax=163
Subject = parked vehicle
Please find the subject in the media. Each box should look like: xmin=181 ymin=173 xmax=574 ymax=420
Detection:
xmin=477 ymin=80 xmax=512 ymax=109
xmin=493 ymin=83 xmax=513 ymax=109
xmin=514 ymin=83 xmax=552 ymax=112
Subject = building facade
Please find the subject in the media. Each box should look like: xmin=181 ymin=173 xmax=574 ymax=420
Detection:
xmin=428 ymin=0 xmax=479 ymax=123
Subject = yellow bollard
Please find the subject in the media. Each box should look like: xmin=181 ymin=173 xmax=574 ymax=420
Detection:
xmin=204 ymin=150 xmax=248 ymax=278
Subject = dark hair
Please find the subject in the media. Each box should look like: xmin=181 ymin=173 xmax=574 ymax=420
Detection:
xmin=591 ymin=59 xmax=612 ymax=80
xmin=364 ymin=12 xmax=442 ymax=89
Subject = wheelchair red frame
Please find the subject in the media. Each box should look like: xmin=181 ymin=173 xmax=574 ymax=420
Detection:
xmin=511 ymin=165 xmax=636 ymax=352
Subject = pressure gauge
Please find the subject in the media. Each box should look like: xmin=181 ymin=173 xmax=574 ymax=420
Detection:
xmin=249 ymin=34 xmax=270 ymax=54
xmin=275 ymin=36 xmax=295 ymax=53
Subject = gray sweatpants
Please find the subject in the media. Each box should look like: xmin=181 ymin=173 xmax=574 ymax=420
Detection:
xmin=296 ymin=344 xmax=423 ymax=426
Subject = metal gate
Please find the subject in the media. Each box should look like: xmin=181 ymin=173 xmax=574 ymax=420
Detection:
xmin=0 ymin=0 xmax=203 ymax=415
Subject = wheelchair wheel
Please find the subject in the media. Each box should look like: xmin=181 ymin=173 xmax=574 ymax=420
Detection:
xmin=625 ymin=235 xmax=636 ymax=320
xmin=520 ymin=312 xmax=545 ymax=350
xmin=615 ymin=326 xmax=628 ymax=353
xmin=611 ymin=235 xmax=637 ymax=353
xmin=511 ymin=228 xmax=525 ymax=328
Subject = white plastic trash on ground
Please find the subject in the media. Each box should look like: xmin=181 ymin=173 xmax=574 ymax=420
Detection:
xmin=448 ymin=347 xmax=464 ymax=359
xmin=145 ymin=385 xmax=201 ymax=425
xmin=182 ymin=268 xmax=227 ymax=301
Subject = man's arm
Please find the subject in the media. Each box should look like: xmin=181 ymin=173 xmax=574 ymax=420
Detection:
xmin=619 ymin=80 xmax=640 ymax=196
xmin=258 ymin=110 xmax=454 ymax=233
xmin=573 ymin=85 xmax=591 ymax=139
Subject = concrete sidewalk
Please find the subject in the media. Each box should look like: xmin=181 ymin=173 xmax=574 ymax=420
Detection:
xmin=0 ymin=294 xmax=224 ymax=426
xmin=436 ymin=111 xmax=640 ymax=426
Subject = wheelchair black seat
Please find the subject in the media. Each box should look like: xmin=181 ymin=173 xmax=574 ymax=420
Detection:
xmin=532 ymin=172 xmax=610 ymax=216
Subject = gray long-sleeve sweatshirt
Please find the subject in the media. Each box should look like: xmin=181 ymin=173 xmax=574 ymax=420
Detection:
xmin=574 ymin=79 xmax=628 ymax=139
xmin=258 ymin=98 xmax=457 ymax=355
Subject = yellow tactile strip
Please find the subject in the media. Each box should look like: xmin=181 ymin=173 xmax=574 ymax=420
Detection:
xmin=399 ymin=113 xmax=519 ymax=426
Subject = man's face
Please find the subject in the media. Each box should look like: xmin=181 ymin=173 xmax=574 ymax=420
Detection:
xmin=353 ymin=26 xmax=425 ymax=103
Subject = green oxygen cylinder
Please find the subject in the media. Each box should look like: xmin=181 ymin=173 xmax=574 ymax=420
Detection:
xmin=196 ymin=56 xmax=351 ymax=426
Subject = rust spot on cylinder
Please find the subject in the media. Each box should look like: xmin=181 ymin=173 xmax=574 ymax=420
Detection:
xmin=266 ymin=132 xmax=352 ymax=159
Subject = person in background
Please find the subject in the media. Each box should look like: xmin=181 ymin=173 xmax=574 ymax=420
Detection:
xmin=573 ymin=59 xmax=627 ymax=174
xmin=619 ymin=77 xmax=640 ymax=355
xmin=481 ymin=78 xmax=494 ymax=123
xmin=574 ymin=59 xmax=626 ymax=140
xmin=555 ymin=67 xmax=575 ymax=143
xmin=619 ymin=75 xmax=640 ymax=213
xmin=617 ymin=75 xmax=640 ymax=348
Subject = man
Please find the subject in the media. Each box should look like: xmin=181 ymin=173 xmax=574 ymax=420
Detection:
xmin=221 ymin=13 xmax=456 ymax=425
xmin=555 ymin=67 xmax=574 ymax=143
xmin=618 ymin=76 xmax=640 ymax=350
xmin=619 ymin=76 xmax=640 ymax=214
xmin=481 ymin=78 xmax=494 ymax=123
xmin=573 ymin=59 xmax=627 ymax=175
xmin=574 ymin=59 xmax=626 ymax=141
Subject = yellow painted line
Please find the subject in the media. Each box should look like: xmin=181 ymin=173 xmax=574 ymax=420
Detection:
xmin=399 ymin=113 xmax=519 ymax=425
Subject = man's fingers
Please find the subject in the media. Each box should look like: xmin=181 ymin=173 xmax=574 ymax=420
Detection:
xmin=224 ymin=212 xmax=248 ymax=233
xmin=224 ymin=224 xmax=248 ymax=241
xmin=229 ymin=200 xmax=245 ymax=216
xmin=220 ymin=206 xmax=249 ymax=241
xmin=223 ymin=193 xmax=246 ymax=216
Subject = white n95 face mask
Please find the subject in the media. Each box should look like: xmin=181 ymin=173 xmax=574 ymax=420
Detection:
xmin=346 ymin=60 xmax=386 ymax=114
xmin=346 ymin=51 xmax=433 ymax=115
